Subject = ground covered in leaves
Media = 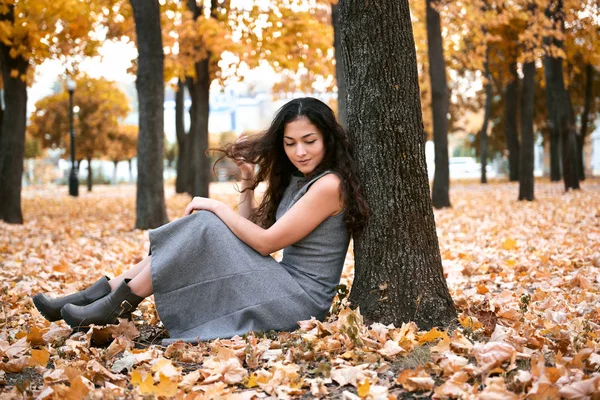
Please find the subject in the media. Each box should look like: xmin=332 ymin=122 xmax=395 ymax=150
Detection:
xmin=1 ymin=180 xmax=599 ymax=399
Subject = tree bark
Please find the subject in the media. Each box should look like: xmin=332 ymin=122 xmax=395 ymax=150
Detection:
xmin=426 ymin=0 xmax=451 ymax=208
xmin=86 ymin=157 xmax=93 ymax=192
xmin=340 ymin=0 xmax=456 ymax=329
xmin=519 ymin=62 xmax=535 ymax=201
xmin=113 ymin=160 xmax=119 ymax=185
xmin=183 ymin=0 xmax=215 ymax=198
xmin=0 ymin=5 xmax=28 ymax=224
xmin=130 ymin=0 xmax=168 ymax=229
xmin=187 ymin=59 xmax=211 ymax=198
xmin=578 ymin=64 xmax=593 ymax=180
xmin=504 ymin=62 xmax=520 ymax=181
xmin=544 ymin=54 xmax=562 ymax=181
xmin=128 ymin=159 xmax=133 ymax=182
xmin=175 ymin=79 xmax=189 ymax=193
xmin=479 ymin=47 xmax=491 ymax=184
xmin=332 ymin=3 xmax=347 ymax=129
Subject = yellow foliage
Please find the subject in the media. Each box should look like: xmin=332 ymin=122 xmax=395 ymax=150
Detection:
xmin=28 ymin=74 xmax=130 ymax=160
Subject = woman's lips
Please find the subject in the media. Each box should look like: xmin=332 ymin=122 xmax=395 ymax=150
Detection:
xmin=298 ymin=159 xmax=311 ymax=165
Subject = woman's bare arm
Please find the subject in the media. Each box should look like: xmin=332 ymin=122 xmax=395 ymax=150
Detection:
xmin=184 ymin=174 xmax=343 ymax=256
xmin=237 ymin=178 xmax=256 ymax=219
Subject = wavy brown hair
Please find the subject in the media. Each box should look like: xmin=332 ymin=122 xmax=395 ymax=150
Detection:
xmin=214 ymin=97 xmax=368 ymax=234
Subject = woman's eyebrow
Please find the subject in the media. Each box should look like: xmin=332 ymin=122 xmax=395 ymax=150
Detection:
xmin=283 ymin=133 xmax=317 ymax=140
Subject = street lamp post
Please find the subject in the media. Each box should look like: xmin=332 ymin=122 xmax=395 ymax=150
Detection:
xmin=66 ymin=79 xmax=78 ymax=197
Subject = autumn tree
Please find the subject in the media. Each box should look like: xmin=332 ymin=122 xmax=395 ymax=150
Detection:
xmin=129 ymin=0 xmax=168 ymax=229
xmin=29 ymin=76 xmax=130 ymax=191
xmin=426 ymin=0 xmax=451 ymax=208
xmin=340 ymin=0 xmax=456 ymax=329
xmin=166 ymin=0 xmax=334 ymax=196
xmin=106 ymin=124 xmax=138 ymax=184
xmin=0 ymin=0 xmax=102 ymax=223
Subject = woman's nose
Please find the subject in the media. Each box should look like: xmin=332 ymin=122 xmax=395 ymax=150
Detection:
xmin=296 ymin=145 xmax=307 ymax=157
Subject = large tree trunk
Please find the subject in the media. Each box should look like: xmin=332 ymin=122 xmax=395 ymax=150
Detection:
xmin=505 ymin=62 xmax=520 ymax=181
xmin=332 ymin=3 xmax=347 ymax=129
xmin=130 ymin=0 xmax=168 ymax=229
xmin=175 ymin=79 xmax=189 ymax=193
xmin=519 ymin=62 xmax=535 ymax=201
xmin=86 ymin=157 xmax=93 ymax=192
xmin=0 ymin=5 xmax=28 ymax=224
xmin=426 ymin=0 xmax=451 ymax=208
xmin=578 ymin=64 xmax=593 ymax=180
xmin=479 ymin=47 xmax=491 ymax=184
xmin=340 ymin=0 xmax=456 ymax=329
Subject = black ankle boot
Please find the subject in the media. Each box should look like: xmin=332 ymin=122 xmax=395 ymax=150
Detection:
xmin=61 ymin=279 xmax=144 ymax=330
xmin=33 ymin=276 xmax=112 ymax=322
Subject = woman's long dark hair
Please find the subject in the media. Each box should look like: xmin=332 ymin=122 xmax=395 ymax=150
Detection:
xmin=214 ymin=97 xmax=368 ymax=234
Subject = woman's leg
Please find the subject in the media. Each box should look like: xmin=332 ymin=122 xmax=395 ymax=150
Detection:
xmin=109 ymin=255 xmax=152 ymax=291
xmin=127 ymin=262 xmax=154 ymax=298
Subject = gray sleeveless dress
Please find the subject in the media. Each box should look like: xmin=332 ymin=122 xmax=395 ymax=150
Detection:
xmin=149 ymin=171 xmax=350 ymax=345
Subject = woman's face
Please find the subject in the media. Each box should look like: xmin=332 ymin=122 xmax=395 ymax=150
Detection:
xmin=283 ymin=116 xmax=326 ymax=175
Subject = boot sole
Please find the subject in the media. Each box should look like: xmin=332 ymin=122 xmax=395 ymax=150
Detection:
xmin=62 ymin=312 xmax=133 ymax=332
xmin=32 ymin=295 xmax=61 ymax=322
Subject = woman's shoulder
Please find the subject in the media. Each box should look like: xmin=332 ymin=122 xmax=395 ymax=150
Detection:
xmin=306 ymin=172 xmax=342 ymax=198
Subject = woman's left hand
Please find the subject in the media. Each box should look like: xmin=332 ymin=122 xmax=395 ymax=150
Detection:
xmin=184 ymin=197 xmax=222 ymax=216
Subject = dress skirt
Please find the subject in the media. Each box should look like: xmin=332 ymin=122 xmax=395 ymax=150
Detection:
xmin=149 ymin=210 xmax=320 ymax=345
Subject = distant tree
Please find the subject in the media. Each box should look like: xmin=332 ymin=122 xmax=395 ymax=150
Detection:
xmin=340 ymin=0 xmax=456 ymax=329
xmin=426 ymin=0 xmax=451 ymax=208
xmin=129 ymin=0 xmax=169 ymax=229
xmin=106 ymin=124 xmax=138 ymax=184
xmin=29 ymin=76 xmax=130 ymax=191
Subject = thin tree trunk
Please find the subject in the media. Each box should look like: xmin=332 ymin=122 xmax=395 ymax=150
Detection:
xmin=505 ymin=62 xmax=520 ymax=181
xmin=87 ymin=157 xmax=93 ymax=192
xmin=544 ymin=54 xmax=562 ymax=181
xmin=340 ymin=0 xmax=456 ymax=329
xmin=130 ymin=0 xmax=168 ymax=229
xmin=189 ymin=59 xmax=211 ymax=198
xmin=113 ymin=160 xmax=119 ymax=185
xmin=128 ymin=159 xmax=133 ymax=182
xmin=0 ymin=5 xmax=28 ymax=224
xmin=578 ymin=64 xmax=593 ymax=180
xmin=175 ymin=79 xmax=189 ymax=193
xmin=426 ymin=0 xmax=451 ymax=208
xmin=519 ymin=62 xmax=535 ymax=201
xmin=184 ymin=0 xmax=215 ymax=198
xmin=332 ymin=3 xmax=347 ymax=129
xmin=479 ymin=47 xmax=491 ymax=184
xmin=564 ymin=94 xmax=580 ymax=190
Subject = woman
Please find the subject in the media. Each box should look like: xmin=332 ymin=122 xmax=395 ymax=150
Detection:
xmin=33 ymin=97 xmax=368 ymax=344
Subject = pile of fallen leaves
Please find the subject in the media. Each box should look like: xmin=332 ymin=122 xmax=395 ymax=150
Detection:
xmin=1 ymin=180 xmax=599 ymax=399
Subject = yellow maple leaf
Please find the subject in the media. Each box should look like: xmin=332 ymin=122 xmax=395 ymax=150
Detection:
xmin=502 ymin=238 xmax=517 ymax=250
xmin=155 ymin=373 xmax=178 ymax=397
xmin=29 ymin=348 xmax=50 ymax=366
xmin=418 ymin=327 xmax=448 ymax=344
xmin=357 ymin=378 xmax=370 ymax=398
xmin=131 ymin=368 xmax=154 ymax=395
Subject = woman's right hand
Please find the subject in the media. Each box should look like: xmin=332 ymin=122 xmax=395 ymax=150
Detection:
xmin=233 ymin=135 xmax=255 ymax=180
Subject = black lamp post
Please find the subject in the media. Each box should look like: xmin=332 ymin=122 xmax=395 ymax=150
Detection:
xmin=66 ymin=79 xmax=78 ymax=197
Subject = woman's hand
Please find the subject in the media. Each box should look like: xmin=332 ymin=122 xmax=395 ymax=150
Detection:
xmin=232 ymin=135 xmax=255 ymax=180
xmin=184 ymin=197 xmax=223 ymax=216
